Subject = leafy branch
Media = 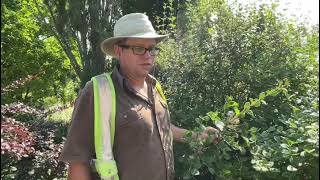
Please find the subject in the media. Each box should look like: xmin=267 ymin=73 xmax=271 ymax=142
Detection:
xmin=182 ymin=80 xmax=289 ymax=179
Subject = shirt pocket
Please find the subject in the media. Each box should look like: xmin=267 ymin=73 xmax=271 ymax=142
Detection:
xmin=117 ymin=104 xmax=144 ymax=128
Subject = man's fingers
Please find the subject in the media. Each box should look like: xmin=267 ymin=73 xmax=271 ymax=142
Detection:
xmin=205 ymin=127 xmax=220 ymax=133
xmin=207 ymin=127 xmax=223 ymax=144
xmin=198 ymin=126 xmax=223 ymax=144
xmin=213 ymin=135 xmax=223 ymax=144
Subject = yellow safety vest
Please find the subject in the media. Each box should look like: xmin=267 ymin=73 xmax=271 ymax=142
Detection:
xmin=91 ymin=73 xmax=167 ymax=180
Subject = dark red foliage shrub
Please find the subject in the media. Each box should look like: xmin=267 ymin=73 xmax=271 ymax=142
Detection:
xmin=1 ymin=102 xmax=68 ymax=179
xmin=1 ymin=117 xmax=35 ymax=160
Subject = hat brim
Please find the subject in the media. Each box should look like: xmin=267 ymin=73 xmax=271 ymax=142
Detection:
xmin=101 ymin=33 xmax=169 ymax=57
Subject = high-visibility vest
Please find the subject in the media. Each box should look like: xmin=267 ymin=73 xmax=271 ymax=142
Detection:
xmin=91 ymin=73 xmax=167 ymax=180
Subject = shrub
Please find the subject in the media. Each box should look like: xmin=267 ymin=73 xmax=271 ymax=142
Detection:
xmin=155 ymin=0 xmax=319 ymax=179
xmin=173 ymin=82 xmax=318 ymax=179
xmin=1 ymin=103 xmax=68 ymax=180
xmin=1 ymin=117 xmax=36 ymax=160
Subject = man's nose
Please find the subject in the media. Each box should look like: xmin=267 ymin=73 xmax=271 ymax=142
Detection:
xmin=143 ymin=50 xmax=152 ymax=58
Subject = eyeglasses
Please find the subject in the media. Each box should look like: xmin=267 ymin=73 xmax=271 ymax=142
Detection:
xmin=118 ymin=45 xmax=160 ymax=56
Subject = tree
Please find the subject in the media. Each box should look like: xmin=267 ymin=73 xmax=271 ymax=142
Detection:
xmin=1 ymin=0 xmax=77 ymax=106
xmin=34 ymin=0 xmax=180 ymax=88
xmin=32 ymin=0 xmax=121 ymax=88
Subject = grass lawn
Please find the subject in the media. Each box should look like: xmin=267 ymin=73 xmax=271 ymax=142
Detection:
xmin=48 ymin=106 xmax=73 ymax=123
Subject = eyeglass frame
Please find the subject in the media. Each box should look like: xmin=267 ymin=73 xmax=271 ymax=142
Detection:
xmin=117 ymin=44 xmax=161 ymax=56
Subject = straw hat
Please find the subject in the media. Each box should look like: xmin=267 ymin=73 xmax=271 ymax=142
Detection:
xmin=101 ymin=13 xmax=169 ymax=57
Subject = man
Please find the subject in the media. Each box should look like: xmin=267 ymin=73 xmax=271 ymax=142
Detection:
xmin=60 ymin=13 xmax=220 ymax=180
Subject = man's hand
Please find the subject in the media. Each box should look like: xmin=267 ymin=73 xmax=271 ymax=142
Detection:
xmin=197 ymin=126 xmax=222 ymax=144
xmin=171 ymin=124 xmax=222 ymax=144
xmin=68 ymin=162 xmax=92 ymax=180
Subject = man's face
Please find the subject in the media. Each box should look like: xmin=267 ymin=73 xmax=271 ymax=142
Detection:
xmin=115 ymin=38 xmax=157 ymax=78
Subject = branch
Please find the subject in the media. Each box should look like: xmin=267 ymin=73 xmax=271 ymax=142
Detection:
xmin=34 ymin=0 xmax=83 ymax=79
xmin=73 ymin=29 xmax=84 ymax=62
xmin=81 ymin=30 xmax=89 ymax=66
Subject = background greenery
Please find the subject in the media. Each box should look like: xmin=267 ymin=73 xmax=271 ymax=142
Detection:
xmin=1 ymin=0 xmax=318 ymax=179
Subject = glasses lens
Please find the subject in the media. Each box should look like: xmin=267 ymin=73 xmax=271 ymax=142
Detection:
xmin=150 ymin=48 xmax=160 ymax=56
xmin=132 ymin=47 xmax=146 ymax=55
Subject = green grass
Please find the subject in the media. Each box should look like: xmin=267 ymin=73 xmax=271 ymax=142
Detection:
xmin=48 ymin=106 xmax=73 ymax=123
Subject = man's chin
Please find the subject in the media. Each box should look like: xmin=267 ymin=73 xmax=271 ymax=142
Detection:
xmin=140 ymin=66 xmax=152 ymax=73
xmin=137 ymin=69 xmax=151 ymax=78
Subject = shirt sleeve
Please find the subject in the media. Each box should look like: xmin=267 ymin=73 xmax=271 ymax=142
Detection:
xmin=59 ymin=81 xmax=95 ymax=163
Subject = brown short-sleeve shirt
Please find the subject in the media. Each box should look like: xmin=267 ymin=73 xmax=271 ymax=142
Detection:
xmin=60 ymin=67 xmax=174 ymax=180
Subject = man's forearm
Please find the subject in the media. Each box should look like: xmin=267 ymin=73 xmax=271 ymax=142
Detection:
xmin=171 ymin=124 xmax=192 ymax=143
xmin=171 ymin=123 xmax=221 ymax=144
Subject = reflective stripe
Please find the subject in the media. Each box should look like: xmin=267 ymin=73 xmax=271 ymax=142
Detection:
xmin=106 ymin=73 xmax=116 ymax=146
xmin=95 ymin=159 xmax=118 ymax=177
xmin=155 ymin=80 xmax=168 ymax=105
xmin=92 ymin=73 xmax=119 ymax=180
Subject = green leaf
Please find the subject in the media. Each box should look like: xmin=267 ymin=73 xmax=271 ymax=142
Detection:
xmin=191 ymin=169 xmax=200 ymax=176
xmin=243 ymin=102 xmax=251 ymax=110
xmin=280 ymin=143 xmax=289 ymax=149
xmin=273 ymin=136 xmax=281 ymax=142
xmin=261 ymin=100 xmax=267 ymax=105
xmin=234 ymin=108 xmax=240 ymax=116
xmin=223 ymin=169 xmax=232 ymax=176
xmin=286 ymin=139 xmax=298 ymax=146
xmin=305 ymin=148 xmax=316 ymax=153
xmin=287 ymin=165 xmax=298 ymax=171
xmin=215 ymin=121 xmax=225 ymax=131
xmin=207 ymin=111 xmax=220 ymax=122
xmin=241 ymin=135 xmax=250 ymax=146
xmin=10 ymin=166 xmax=17 ymax=171
xmin=227 ymin=96 xmax=233 ymax=102
xmin=28 ymin=169 xmax=35 ymax=175
xmin=259 ymin=92 xmax=266 ymax=100
xmin=253 ymin=100 xmax=261 ymax=107
xmin=291 ymin=147 xmax=299 ymax=153
xmin=247 ymin=110 xmax=254 ymax=117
